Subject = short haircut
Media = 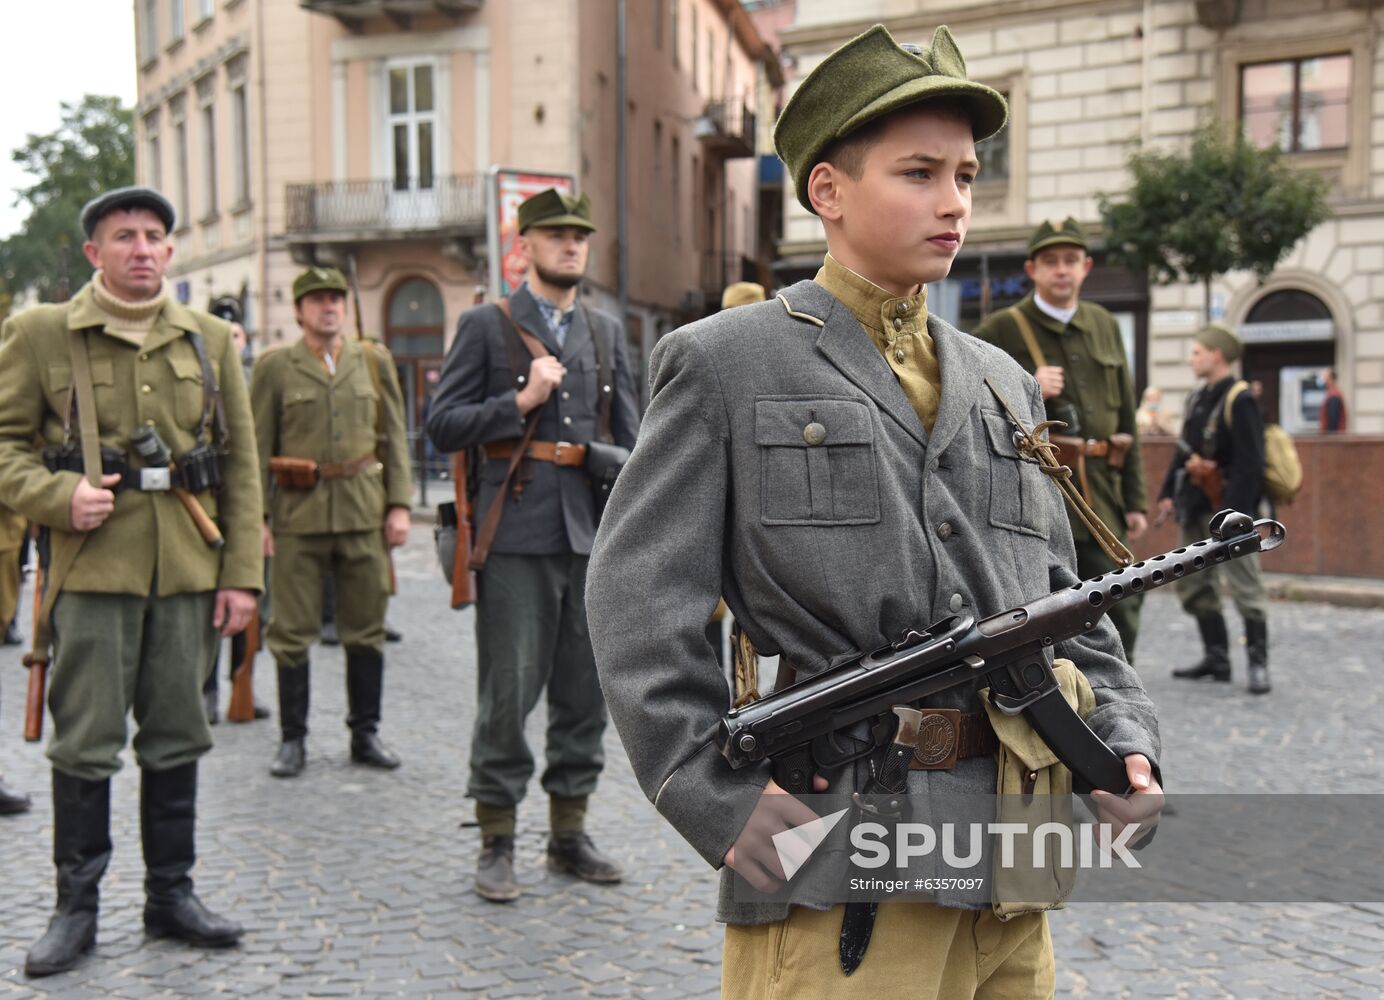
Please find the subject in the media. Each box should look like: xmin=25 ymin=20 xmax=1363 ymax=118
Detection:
xmin=816 ymin=98 xmax=978 ymax=181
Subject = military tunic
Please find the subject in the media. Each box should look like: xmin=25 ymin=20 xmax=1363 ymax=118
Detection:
xmin=251 ymin=337 xmax=411 ymax=664
xmin=972 ymin=292 xmax=1146 ymax=654
xmin=0 ymin=283 xmax=263 ymax=779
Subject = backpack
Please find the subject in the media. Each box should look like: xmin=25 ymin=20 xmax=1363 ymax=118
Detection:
xmin=1222 ymin=381 xmax=1303 ymax=506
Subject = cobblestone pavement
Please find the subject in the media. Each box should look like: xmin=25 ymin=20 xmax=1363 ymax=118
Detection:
xmin=1 ymin=526 xmax=1382 ymax=998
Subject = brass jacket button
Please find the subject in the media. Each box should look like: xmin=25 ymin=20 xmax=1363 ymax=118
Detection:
xmin=803 ymin=422 xmax=827 ymax=446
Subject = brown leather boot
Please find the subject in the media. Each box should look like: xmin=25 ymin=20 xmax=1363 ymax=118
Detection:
xmin=546 ymin=833 xmax=624 ymax=884
xmin=475 ymin=835 xmax=520 ymax=902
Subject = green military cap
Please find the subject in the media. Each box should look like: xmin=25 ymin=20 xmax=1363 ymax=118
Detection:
xmin=1028 ymin=217 xmax=1088 ymax=257
xmin=721 ymin=281 xmax=767 ymax=309
xmin=80 ymin=185 xmax=177 ymax=237
xmin=1195 ymin=321 xmax=1243 ymax=362
xmin=774 ymin=24 xmax=1008 ymax=213
xmin=292 ymin=266 xmax=349 ymax=303
xmin=517 ymin=189 xmax=597 ymax=234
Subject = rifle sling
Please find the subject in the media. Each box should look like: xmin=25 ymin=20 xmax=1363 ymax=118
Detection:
xmin=1008 ymin=306 xmax=1047 ymax=369
xmin=468 ymin=299 xmax=547 ymax=573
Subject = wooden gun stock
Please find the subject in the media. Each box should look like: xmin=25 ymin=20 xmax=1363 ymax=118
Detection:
xmin=1184 ymin=454 xmax=1224 ymax=512
xmin=173 ymin=482 xmax=225 ymax=547
xmin=225 ymin=609 xmax=259 ymax=723
xmin=450 ymin=451 xmax=477 ymax=609
xmin=23 ymin=564 xmax=46 ymax=742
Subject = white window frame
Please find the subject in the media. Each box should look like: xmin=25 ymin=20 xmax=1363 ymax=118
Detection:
xmin=385 ymin=57 xmax=440 ymax=193
xmin=143 ymin=112 xmax=162 ymax=191
xmin=196 ymin=76 xmax=218 ymax=220
xmin=169 ymin=95 xmax=189 ymax=229
xmin=169 ymin=0 xmax=184 ymax=43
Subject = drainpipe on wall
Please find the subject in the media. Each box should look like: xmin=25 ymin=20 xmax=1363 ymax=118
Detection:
xmin=616 ymin=0 xmax=630 ymax=343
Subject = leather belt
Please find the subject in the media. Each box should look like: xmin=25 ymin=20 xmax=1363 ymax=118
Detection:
xmin=484 ymin=440 xmax=588 ymax=468
xmin=317 ymin=453 xmax=380 ymax=480
xmin=1051 ymin=434 xmax=1109 ymax=459
xmin=907 ymin=709 xmax=999 ymax=770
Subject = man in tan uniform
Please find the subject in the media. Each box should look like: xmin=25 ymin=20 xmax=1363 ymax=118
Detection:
xmin=253 ymin=267 xmax=412 ymax=778
xmin=0 ymin=185 xmax=261 ymax=976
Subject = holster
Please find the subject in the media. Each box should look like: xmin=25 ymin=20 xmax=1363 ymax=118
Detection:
xmin=1184 ymin=454 xmax=1224 ymax=511
xmin=1050 ymin=435 xmax=1094 ymax=507
xmin=268 ymin=456 xmax=320 ymax=490
xmin=1106 ymin=432 xmax=1134 ymax=471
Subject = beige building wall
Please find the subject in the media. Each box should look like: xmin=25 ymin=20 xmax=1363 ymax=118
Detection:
xmin=777 ymin=0 xmax=1384 ymax=431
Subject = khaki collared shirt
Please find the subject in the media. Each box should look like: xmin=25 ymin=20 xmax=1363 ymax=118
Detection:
xmin=814 ymin=253 xmax=941 ymax=432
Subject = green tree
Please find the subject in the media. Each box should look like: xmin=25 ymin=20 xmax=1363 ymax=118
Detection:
xmin=1099 ymin=123 xmax=1330 ymax=322
xmin=0 ymin=95 xmax=134 ymax=305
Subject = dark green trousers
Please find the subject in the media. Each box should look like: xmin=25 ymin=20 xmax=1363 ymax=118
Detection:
xmin=1176 ymin=512 xmax=1268 ymax=623
xmin=48 ymin=591 xmax=216 ymax=781
xmin=1073 ymin=533 xmax=1142 ymax=661
xmin=267 ymin=531 xmax=389 ymax=664
xmin=469 ymin=553 xmax=607 ymax=808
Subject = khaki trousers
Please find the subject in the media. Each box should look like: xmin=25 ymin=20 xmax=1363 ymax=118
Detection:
xmin=722 ymin=902 xmax=1053 ymax=999
xmin=267 ymin=530 xmax=390 ymax=663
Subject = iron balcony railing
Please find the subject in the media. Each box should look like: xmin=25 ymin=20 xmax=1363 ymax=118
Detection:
xmin=285 ymin=175 xmax=487 ymax=236
xmin=696 ymin=99 xmax=757 ymax=159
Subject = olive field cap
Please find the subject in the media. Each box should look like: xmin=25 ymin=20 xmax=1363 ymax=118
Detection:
xmin=721 ymin=281 xmax=767 ymax=308
xmin=80 ymin=185 xmax=177 ymax=237
xmin=1028 ymin=217 xmax=1089 ymax=257
xmin=773 ymin=24 xmax=1009 ymax=213
xmin=292 ymin=266 xmax=350 ymax=303
xmin=1195 ymin=322 xmax=1243 ymax=363
xmin=517 ymin=189 xmax=597 ymax=234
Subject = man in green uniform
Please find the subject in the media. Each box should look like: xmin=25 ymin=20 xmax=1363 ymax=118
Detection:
xmin=0 ymin=186 xmax=262 ymax=976
xmin=972 ymin=219 xmax=1148 ymax=657
xmin=253 ymin=267 xmax=412 ymax=778
xmin=0 ymin=503 xmax=31 ymax=815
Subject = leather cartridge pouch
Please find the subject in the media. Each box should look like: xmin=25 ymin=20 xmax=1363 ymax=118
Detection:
xmin=1106 ymin=432 xmax=1134 ymax=471
xmin=585 ymin=440 xmax=630 ymax=513
xmin=268 ymin=456 xmax=320 ymax=490
xmin=980 ymin=658 xmax=1096 ymax=918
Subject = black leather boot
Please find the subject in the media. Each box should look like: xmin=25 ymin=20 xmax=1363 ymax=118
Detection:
xmin=0 ymin=774 xmax=30 ymax=815
xmin=1246 ymin=618 xmax=1271 ymax=695
xmin=140 ymin=763 xmax=242 ymax=947
xmin=475 ymin=835 xmax=520 ymax=902
xmin=25 ymin=771 xmax=111 ymax=977
xmin=346 ymin=649 xmax=400 ymax=769
xmin=270 ymin=664 xmax=309 ymax=778
xmin=546 ymin=833 xmax=624 ymax=884
xmin=1172 ymin=613 xmax=1231 ymax=681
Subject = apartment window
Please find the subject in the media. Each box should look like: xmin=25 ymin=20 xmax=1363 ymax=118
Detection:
xmin=141 ymin=0 xmax=158 ymax=62
xmin=197 ymin=76 xmax=218 ymax=219
xmin=671 ymin=136 xmax=681 ymax=243
xmin=707 ymin=31 xmax=715 ymax=97
xmin=143 ymin=113 xmax=162 ymax=191
xmin=229 ymin=60 xmax=251 ymax=207
xmin=1240 ymin=54 xmax=1350 ymax=152
xmin=170 ymin=96 xmax=189 ymax=227
xmin=388 ymin=59 xmax=438 ymax=192
xmin=977 ymin=92 xmax=1011 ymax=181
xmin=654 ymin=0 xmax=663 ymax=49
xmin=653 ymin=120 xmax=663 ymax=174
xmin=197 ymin=0 xmax=213 ymax=21
xmin=691 ymin=7 xmax=699 ymax=91
xmin=169 ymin=0 xmax=184 ymax=43
xmin=671 ymin=1 xmax=679 ymax=67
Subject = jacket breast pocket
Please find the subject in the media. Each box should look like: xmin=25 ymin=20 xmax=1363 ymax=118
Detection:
xmin=981 ymin=408 xmax=1048 ymax=539
xmin=354 ymin=381 xmax=379 ymax=432
xmin=281 ymin=388 xmax=320 ymax=446
xmin=1091 ymin=345 xmax=1126 ymax=408
xmin=167 ymin=353 xmax=205 ymax=431
xmin=755 ymin=397 xmax=880 ymax=526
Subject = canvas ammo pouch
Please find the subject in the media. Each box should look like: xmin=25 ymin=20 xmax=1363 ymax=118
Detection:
xmin=979 ymin=658 xmax=1096 ymax=918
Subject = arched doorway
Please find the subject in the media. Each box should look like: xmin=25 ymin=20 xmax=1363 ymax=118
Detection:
xmin=1240 ymin=289 xmax=1336 ymax=431
xmin=385 ymin=277 xmax=446 ymax=474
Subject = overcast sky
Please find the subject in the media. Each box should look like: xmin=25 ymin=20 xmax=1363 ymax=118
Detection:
xmin=0 ymin=2 xmax=138 ymax=238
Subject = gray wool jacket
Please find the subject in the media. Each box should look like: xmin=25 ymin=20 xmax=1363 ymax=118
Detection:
xmin=426 ymin=284 xmax=640 ymax=556
xmin=585 ymin=279 xmax=1160 ymax=925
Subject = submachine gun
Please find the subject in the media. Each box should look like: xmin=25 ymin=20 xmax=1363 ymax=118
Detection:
xmin=719 ymin=509 xmax=1285 ymax=796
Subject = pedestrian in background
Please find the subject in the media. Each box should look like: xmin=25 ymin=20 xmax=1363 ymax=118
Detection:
xmin=1320 ymin=368 xmax=1347 ymax=432
xmin=1158 ymin=323 xmax=1272 ymax=694
xmin=253 ymin=267 xmax=413 ymax=778
xmin=427 ymin=189 xmax=640 ymax=903
xmin=1136 ymin=385 xmax=1175 ymax=436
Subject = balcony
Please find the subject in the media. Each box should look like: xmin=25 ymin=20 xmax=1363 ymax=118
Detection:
xmin=695 ymin=100 xmax=757 ymax=160
xmin=284 ymin=176 xmax=486 ymax=245
xmin=300 ymin=0 xmax=481 ymax=29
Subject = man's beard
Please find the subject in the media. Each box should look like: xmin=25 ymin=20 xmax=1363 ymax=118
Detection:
xmin=534 ymin=262 xmax=583 ymax=289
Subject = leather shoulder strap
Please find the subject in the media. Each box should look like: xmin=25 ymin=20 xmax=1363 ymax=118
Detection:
xmin=1222 ymin=380 xmax=1249 ymax=430
xmin=1007 ymin=306 xmax=1047 ymax=369
xmin=495 ymin=298 xmax=550 ymax=361
xmin=67 ymin=330 xmax=103 ymax=488
xmin=185 ymin=328 xmax=228 ymax=446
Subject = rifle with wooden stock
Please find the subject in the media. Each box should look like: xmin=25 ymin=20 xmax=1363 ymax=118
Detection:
xmin=445 ymin=284 xmax=487 ymax=609
xmin=225 ymin=609 xmax=259 ymax=723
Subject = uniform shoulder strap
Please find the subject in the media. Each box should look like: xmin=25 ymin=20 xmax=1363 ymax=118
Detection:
xmin=66 ymin=330 xmax=103 ymax=488
xmin=1222 ymin=380 xmax=1250 ymax=430
xmin=1007 ymin=306 xmax=1047 ymax=369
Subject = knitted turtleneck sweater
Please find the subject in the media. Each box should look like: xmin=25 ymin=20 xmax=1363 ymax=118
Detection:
xmin=89 ymin=270 xmax=170 ymax=346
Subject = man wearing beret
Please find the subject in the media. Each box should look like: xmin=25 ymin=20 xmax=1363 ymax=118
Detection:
xmin=587 ymin=25 xmax=1162 ymax=995
xmin=0 ymin=186 xmax=262 ymax=975
xmin=252 ymin=267 xmax=412 ymax=778
xmin=427 ymin=189 xmax=640 ymax=902
xmin=972 ymin=218 xmax=1148 ymax=659
xmin=1157 ymin=323 xmax=1271 ymax=693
